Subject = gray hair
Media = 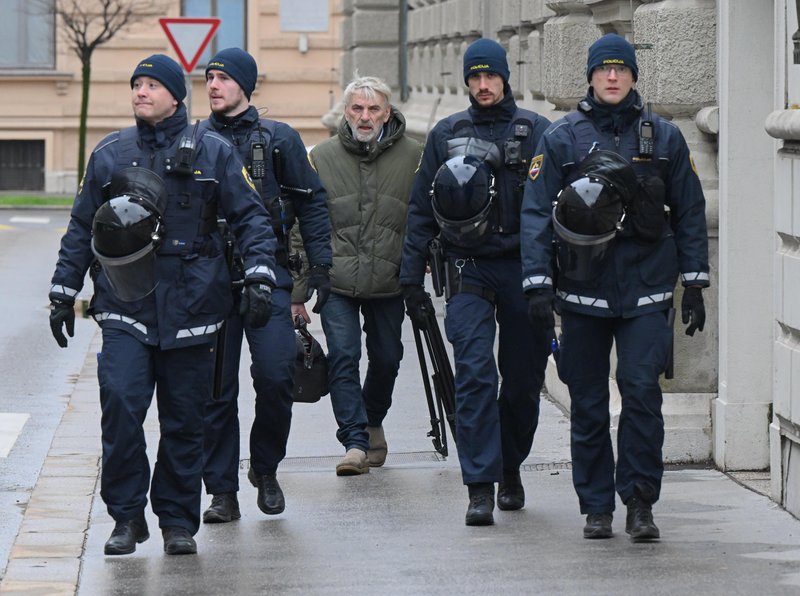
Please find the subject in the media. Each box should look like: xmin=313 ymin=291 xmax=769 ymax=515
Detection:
xmin=342 ymin=73 xmax=392 ymax=107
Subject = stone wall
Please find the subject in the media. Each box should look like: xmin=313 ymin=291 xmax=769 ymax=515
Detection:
xmin=340 ymin=0 xmax=722 ymax=464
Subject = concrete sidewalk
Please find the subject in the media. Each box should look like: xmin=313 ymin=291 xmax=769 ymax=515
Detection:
xmin=2 ymin=311 xmax=800 ymax=595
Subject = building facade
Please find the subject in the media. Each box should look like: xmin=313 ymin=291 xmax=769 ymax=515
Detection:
xmin=338 ymin=0 xmax=800 ymax=518
xmin=0 ymin=0 xmax=343 ymax=193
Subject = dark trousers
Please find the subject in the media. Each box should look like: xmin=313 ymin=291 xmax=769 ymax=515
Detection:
xmin=557 ymin=310 xmax=671 ymax=514
xmin=320 ymin=293 xmax=405 ymax=451
xmin=203 ymin=287 xmax=295 ymax=493
xmin=98 ymin=328 xmax=213 ymax=534
xmin=443 ymin=257 xmax=549 ymax=485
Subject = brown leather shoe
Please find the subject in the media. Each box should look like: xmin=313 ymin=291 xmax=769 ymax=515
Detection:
xmin=335 ymin=448 xmax=370 ymax=476
xmin=367 ymin=426 xmax=388 ymax=467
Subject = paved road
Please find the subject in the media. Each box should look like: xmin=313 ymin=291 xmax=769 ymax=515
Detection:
xmin=1 ymin=229 xmax=800 ymax=594
xmin=0 ymin=209 xmax=94 ymax=583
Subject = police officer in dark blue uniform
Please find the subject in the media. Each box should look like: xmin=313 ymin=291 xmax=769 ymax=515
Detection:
xmin=520 ymin=34 xmax=709 ymax=541
xmin=48 ymin=54 xmax=277 ymax=556
xmin=200 ymin=48 xmax=332 ymax=523
xmin=400 ymin=38 xmax=551 ymax=526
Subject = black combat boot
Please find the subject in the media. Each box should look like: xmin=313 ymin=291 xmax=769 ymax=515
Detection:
xmin=465 ymin=483 xmax=495 ymax=526
xmin=625 ymin=497 xmax=660 ymax=541
xmin=104 ymin=511 xmax=149 ymax=555
xmin=248 ymin=467 xmax=285 ymax=515
xmin=497 ymin=471 xmax=525 ymax=511
xmin=583 ymin=512 xmax=613 ymax=539
xmin=162 ymin=527 xmax=197 ymax=555
xmin=202 ymin=493 xmax=241 ymax=523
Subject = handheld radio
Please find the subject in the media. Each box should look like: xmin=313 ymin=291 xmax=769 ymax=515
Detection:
xmin=639 ymin=103 xmax=654 ymax=158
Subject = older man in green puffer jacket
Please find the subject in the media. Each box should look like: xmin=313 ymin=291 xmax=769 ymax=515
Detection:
xmin=292 ymin=74 xmax=422 ymax=476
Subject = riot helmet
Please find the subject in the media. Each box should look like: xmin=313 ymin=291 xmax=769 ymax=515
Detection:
xmin=431 ymin=154 xmax=495 ymax=247
xmin=108 ymin=167 xmax=168 ymax=217
xmin=553 ymin=174 xmax=625 ymax=282
xmin=576 ymin=149 xmax=639 ymax=207
xmin=91 ymin=193 xmax=163 ymax=302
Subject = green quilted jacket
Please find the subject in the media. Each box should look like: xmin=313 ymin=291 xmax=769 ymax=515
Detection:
xmin=292 ymin=109 xmax=422 ymax=301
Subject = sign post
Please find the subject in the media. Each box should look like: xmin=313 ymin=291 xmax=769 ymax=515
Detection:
xmin=159 ymin=18 xmax=221 ymax=117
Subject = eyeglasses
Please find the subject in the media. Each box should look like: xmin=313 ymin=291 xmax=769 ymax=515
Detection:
xmin=594 ymin=64 xmax=632 ymax=76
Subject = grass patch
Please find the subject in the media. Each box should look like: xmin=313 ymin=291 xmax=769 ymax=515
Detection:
xmin=0 ymin=195 xmax=73 ymax=207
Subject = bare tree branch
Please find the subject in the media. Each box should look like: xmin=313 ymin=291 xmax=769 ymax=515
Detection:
xmin=30 ymin=0 xmax=170 ymax=181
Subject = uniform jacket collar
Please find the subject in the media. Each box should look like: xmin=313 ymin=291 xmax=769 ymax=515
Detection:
xmin=578 ymin=88 xmax=643 ymax=132
xmin=136 ymin=103 xmax=188 ymax=149
xmin=467 ymin=90 xmax=518 ymax=126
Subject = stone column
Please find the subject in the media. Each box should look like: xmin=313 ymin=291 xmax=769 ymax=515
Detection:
xmin=767 ymin=0 xmax=800 ymax=515
xmin=715 ymin=0 xmax=775 ymax=471
xmin=324 ymin=0 xmax=403 ymax=129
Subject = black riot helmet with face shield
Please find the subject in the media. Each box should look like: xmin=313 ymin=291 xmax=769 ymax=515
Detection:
xmin=91 ymin=168 xmax=166 ymax=302
xmin=430 ymin=154 xmax=495 ymax=247
xmin=553 ymin=150 xmax=636 ymax=281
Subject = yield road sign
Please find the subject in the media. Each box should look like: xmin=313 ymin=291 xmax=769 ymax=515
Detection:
xmin=159 ymin=17 xmax=221 ymax=72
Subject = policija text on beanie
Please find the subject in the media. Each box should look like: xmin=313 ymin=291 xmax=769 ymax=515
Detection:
xmin=462 ymin=38 xmax=510 ymax=85
xmin=205 ymin=48 xmax=258 ymax=100
xmin=130 ymin=54 xmax=186 ymax=102
xmin=586 ymin=33 xmax=639 ymax=82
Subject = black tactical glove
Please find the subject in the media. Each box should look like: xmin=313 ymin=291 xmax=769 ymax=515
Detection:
xmin=527 ymin=288 xmax=555 ymax=335
xmin=402 ymin=285 xmax=435 ymax=330
xmin=49 ymin=298 xmax=75 ymax=348
xmin=681 ymin=286 xmax=705 ymax=336
xmin=240 ymin=280 xmax=273 ymax=329
xmin=305 ymin=265 xmax=332 ymax=314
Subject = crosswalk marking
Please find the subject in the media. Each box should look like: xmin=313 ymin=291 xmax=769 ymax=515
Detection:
xmin=0 ymin=413 xmax=29 ymax=457
xmin=9 ymin=216 xmax=50 ymax=224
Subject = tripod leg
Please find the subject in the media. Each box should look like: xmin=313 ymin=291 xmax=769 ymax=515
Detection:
xmin=412 ymin=321 xmax=448 ymax=456
xmin=421 ymin=310 xmax=457 ymax=438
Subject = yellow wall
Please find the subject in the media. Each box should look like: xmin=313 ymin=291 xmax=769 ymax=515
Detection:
xmin=0 ymin=0 xmax=343 ymax=193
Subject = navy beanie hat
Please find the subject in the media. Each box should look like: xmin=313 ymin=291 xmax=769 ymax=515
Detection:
xmin=587 ymin=33 xmax=639 ymax=82
xmin=130 ymin=54 xmax=186 ymax=101
xmin=463 ymin=38 xmax=510 ymax=85
xmin=206 ymin=48 xmax=258 ymax=99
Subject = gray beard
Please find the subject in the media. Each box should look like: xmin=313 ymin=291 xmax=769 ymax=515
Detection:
xmin=348 ymin=121 xmax=378 ymax=144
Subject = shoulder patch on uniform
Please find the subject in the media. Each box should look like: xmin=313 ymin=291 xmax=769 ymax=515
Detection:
xmin=689 ymin=153 xmax=698 ymax=175
xmin=242 ymin=165 xmax=256 ymax=191
xmin=528 ymin=154 xmax=543 ymax=181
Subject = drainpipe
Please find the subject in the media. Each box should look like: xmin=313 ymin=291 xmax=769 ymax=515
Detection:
xmin=400 ymin=0 xmax=409 ymax=102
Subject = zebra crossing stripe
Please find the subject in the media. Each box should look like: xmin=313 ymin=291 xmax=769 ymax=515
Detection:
xmin=0 ymin=413 xmax=29 ymax=458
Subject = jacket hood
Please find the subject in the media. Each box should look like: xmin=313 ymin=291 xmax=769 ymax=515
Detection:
xmin=337 ymin=107 xmax=408 ymax=162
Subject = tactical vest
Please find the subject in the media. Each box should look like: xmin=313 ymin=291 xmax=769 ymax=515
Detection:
xmin=204 ymin=118 xmax=297 ymax=247
xmin=113 ymin=125 xmax=219 ymax=257
xmin=445 ymin=108 xmax=538 ymax=236
xmin=564 ymin=110 xmax=670 ymax=242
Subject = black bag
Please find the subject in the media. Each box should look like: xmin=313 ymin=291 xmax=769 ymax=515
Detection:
xmin=292 ymin=316 xmax=329 ymax=403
